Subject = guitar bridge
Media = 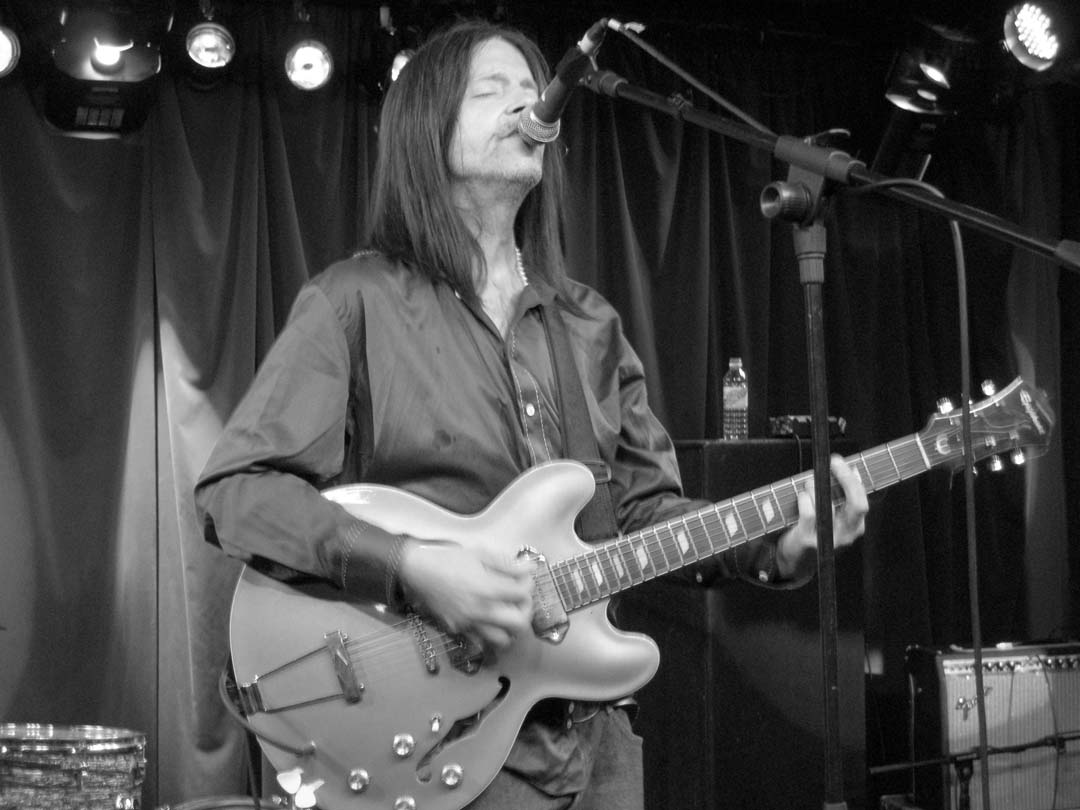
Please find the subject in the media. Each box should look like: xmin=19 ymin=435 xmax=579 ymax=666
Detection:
xmin=325 ymin=630 xmax=364 ymax=703
xmin=409 ymin=613 xmax=440 ymax=674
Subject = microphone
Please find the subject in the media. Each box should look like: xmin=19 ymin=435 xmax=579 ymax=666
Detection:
xmin=518 ymin=19 xmax=608 ymax=145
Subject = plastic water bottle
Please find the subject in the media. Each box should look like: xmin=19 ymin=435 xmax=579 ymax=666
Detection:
xmin=722 ymin=357 xmax=748 ymax=440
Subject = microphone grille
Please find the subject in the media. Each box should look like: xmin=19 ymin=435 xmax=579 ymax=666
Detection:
xmin=518 ymin=111 xmax=561 ymax=144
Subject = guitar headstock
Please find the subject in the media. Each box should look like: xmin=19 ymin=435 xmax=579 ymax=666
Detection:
xmin=918 ymin=378 xmax=1054 ymax=474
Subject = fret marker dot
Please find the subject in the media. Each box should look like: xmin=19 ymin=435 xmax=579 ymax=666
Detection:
xmin=724 ymin=512 xmax=739 ymax=537
xmin=762 ymin=500 xmax=776 ymax=523
xmin=572 ymin=570 xmax=585 ymax=593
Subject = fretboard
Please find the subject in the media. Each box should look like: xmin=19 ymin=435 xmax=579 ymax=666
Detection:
xmin=549 ymin=431 xmax=937 ymax=612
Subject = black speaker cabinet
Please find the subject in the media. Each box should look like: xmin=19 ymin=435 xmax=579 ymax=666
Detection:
xmin=907 ymin=643 xmax=1080 ymax=810
xmin=617 ymin=439 xmax=866 ymax=810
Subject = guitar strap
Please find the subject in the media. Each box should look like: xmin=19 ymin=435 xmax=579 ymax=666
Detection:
xmin=542 ymin=304 xmax=621 ymax=544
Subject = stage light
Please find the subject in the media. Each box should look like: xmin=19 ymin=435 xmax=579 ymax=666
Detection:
xmin=90 ymin=38 xmax=131 ymax=74
xmin=284 ymin=2 xmax=332 ymax=90
xmin=285 ymin=38 xmax=332 ymax=89
xmin=187 ymin=22 xmax=233 ymax=69
xmin=51 ymin=9 xmax=161 ymax=84
xmin=366 ymin=5 xmax=419 ymax=99
xmin=919 ymin=59 xmax=951 ymax=88
xmin=883 ymin=22 xmax=982 ymax=116
xmin=389 ymin=50 xmax=413 ymax=83
xmin=885 ymin=51 xmax=954 ymax=115
xmin=0 ymin=24 xmax=20 ymax=78
xmin=186 ymin=0 xmax=234 ymax=71
xmin=1004 ymin=2 xmax=1063 ymax=71
xmin=43 ymin=7 xmax=165 ymax=137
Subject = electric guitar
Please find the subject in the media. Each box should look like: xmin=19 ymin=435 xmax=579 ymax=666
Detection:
xmin=229 ymin=377 xmax=1053 ymax=810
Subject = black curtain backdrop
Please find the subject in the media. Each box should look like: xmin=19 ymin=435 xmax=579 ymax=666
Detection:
xmin=0 ymin=3 xmax=1076 ymax=807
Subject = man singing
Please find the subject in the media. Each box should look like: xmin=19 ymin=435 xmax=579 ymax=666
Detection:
xmin=196 ymin=19 xmax=868 ymax=809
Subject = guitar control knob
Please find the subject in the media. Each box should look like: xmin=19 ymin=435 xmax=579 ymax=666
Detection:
xmin=981 ymin=379 xmax=997 ymax=396
xmin=393 ymin=797 xmax=416 ymax=810
xmin=347 ymin=768 xmax=370 ymax=793
xmin=393 ymin=734 xmax=415 ymax=758
xmin=441 ymin=763 xmax=464 ymax=788
xmin=1011 ymin=449 xmax=1026 ymax=466
xmin=987 ymin=454 xmax=1005 ymax=473
xmin=936 ymin=398 xmax=955 ymax=415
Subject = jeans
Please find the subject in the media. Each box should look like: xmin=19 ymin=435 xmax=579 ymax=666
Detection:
xmin=464 ymin=705 xmax=644 ymax=810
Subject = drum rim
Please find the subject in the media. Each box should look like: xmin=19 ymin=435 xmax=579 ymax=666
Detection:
xmin=0 ymin=723 xmax=145 ymax=754
xmin=159 ymin=796 xmax=271 ymax=810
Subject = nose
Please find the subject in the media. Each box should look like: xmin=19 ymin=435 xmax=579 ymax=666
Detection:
xmin=508 ymin=84 xmax=538 ymax=116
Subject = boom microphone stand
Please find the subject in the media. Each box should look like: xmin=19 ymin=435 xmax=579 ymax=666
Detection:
xmin=582 ymin=31 xmax=1080 ymax=810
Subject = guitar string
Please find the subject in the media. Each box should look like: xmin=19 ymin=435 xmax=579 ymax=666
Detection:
xmin=548 ymin=437 xmax=932 ymax=607
xmin=329 ymin=436 xmax=939 ymax=671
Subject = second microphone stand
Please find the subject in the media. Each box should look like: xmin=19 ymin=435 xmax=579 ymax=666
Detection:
xmin=762 ymin=155 xmax=847 ymax=808
xmin=582 ymin=50 xmax=1080 ymax=810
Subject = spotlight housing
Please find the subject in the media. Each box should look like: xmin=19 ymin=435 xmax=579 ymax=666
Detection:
xmin=0 ymin=24 xmax=20 ymax=78
xmin=1004 ymin=2 xmax=1063 ymax=71
xmin=186 ymin=20 xmax=234 ymax=69
xmin=283 ymin=2 xmax=333 ymax=91
xmin=285 ymin=37 xmax=333 ymax=90
xmin=43 ymin=7 xmax=164 ymax=137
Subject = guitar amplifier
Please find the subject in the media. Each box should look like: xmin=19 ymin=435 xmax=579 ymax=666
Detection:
xmin=907 ymin=643 xmax=1080 ymax=810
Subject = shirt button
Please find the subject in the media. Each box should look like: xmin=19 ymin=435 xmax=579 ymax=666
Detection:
xmin=525 ymin=403 xmax=537 ymax=417
xmin=758 ymin=570 xmax=770 ymax=582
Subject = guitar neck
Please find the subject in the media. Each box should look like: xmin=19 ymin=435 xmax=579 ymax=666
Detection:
xmin=551 ymin=432 xmax=934 ymax=611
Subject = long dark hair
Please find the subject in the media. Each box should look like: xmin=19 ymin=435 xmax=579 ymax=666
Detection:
xmin=366 ymin=20 xmax=571 ymax=305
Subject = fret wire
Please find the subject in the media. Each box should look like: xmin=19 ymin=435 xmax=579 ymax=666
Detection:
xmin=618 ymin=535 xmax=645 ymax=581
xmin=899 ymin=436 xmax=929 ymax=476
xmin=686 ymin=511 xmax=715 ymax=558
xmin=649 ymin=527 xmax=671 ymax=578
xmin=762 ymin=483 xmax=787 ymax=531
xmin=550 ymin=426 xmax=956 ymax=611
xmin=587 ymin=550 xmax=606 ymax=602
xmin=601 ymin=543 xmax=628 ymax=588
xmin=671 ymin=514 xmax=700 ymax=566
xmin=564 ymin=555 xmax=594 ymax=605
xmin=886 ymin=439 xmax=916 ymax=479
xmin=853 ymin=455 xmax=874 ymax=492
xmin=658 ymin=525 xmax=681 ymax=575
xmin=664 ymin=517 xmax=694 ymax=568
xmin=551 ymin=561 xmax=578 ymax=609
xmin=862 ymin=450 xmax=894 ymax=488
xmin=734 ymin=493 xmax=766 ymax=537
xmin=912 ymin=431 xmax=933 ymax=470
xmin=588 ymin=547 xmax=611 ymax=599
xmin=884 ymin=443 xmax=903 ymax=480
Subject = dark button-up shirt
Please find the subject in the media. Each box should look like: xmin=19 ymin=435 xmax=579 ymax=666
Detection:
xmin=195 ymin=251 xmax=779 ymax=795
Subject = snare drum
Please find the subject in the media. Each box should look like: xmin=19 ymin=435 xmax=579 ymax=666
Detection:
xmin=0 ymin=723 xmax=146 ymax=810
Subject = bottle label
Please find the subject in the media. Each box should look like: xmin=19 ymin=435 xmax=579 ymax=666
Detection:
xmin=723 ymin=385 xmax=748 ymax=439
xmin=723 ymin=388 xmax=748 ymax=410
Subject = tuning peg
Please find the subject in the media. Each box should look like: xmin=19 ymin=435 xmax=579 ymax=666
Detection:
xmin=936 ymin=397 xmax=955 ymax=415
xmin=987 ymin=455 xmax=1005 ymax=472
xmin=981 ymin=379 xmax=998 ymax=396
xmin=1011 ymin=449 xmax=1026 ymax=466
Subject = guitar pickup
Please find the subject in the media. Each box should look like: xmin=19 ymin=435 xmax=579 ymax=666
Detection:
xmin=325 ymin=630 xmax=364 ymax=703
